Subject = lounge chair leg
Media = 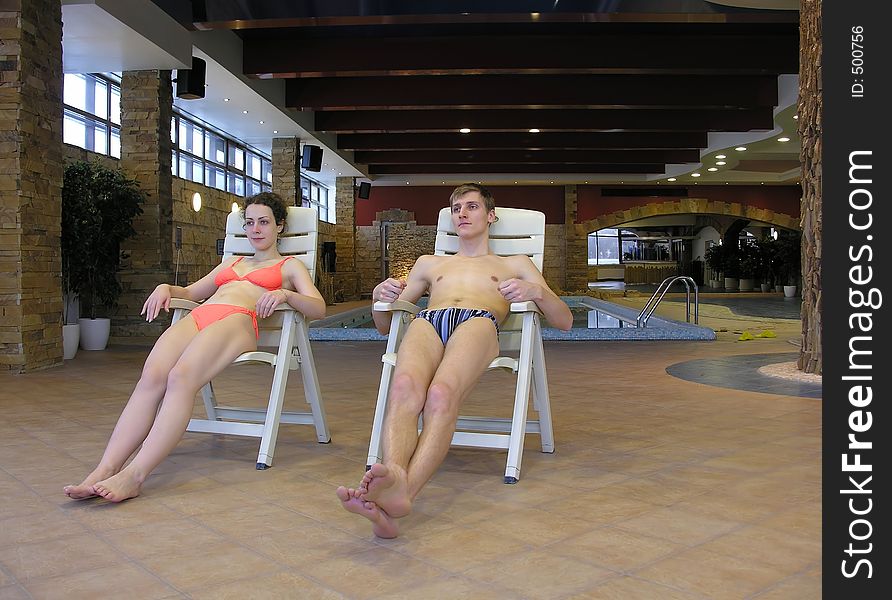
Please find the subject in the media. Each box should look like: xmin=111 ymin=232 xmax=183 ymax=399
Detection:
xmin=256 ymin=462 xmax=271 ymax=470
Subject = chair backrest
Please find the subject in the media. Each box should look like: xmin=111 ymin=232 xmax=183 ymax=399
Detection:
xmin=434 ymin=206 xmax=545 ymax=272
xmin=223 ymin=206 xmax=318 ymax=282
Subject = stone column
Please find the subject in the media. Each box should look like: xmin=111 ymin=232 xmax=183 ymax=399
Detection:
xmin=0 ymin=0 xmax=64 ymax=372
xmin=272 ymin=137 xmax=299 ymax=205
xmin=798 ymin=0 xmax=821 ymax=374
xmin=563 ymin=185 xmax=588 ymax=291
xmin=333 ymin=176 xmax=359 ymax=299
xmin=116 ymin=70 xmax=174 ymax=342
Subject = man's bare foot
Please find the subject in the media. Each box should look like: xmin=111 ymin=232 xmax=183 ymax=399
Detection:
xmin=92 ymin=468 xmax=143 ymax=503
xmin=63 ymin=466 xmax=116 ymax=500
xmin=336 ymin=486 xmax=399 ymax=539
xmin=358 ymin=463 xmax=411 ymax=518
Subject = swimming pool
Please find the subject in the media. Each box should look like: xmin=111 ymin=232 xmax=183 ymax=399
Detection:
xmin=308 ymin=296 xmax=715 ymax=341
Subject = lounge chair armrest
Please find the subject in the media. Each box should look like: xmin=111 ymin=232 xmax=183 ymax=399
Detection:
xmin=273 ymin=304 xmax=298 ymax=312
xmin=169 ymin=299 xmax=201 ymax=311
xmin=510 ymin=301 xmax=542 ymax=315
xmin=374 ymin=300 xmax=421 ymax=315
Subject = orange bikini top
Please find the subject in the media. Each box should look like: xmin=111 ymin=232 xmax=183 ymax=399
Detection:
xmin=214 ymin=256 xmax=292 ymax=291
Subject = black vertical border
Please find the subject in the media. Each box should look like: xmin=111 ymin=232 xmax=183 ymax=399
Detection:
xmin=822 ymin=1 xmax=890 ymax=596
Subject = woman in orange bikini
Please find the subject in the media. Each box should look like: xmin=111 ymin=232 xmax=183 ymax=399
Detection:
xmin=64 ymin=192 xmax=326 ymax=502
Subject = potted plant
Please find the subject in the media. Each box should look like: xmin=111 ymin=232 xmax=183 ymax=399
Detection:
xmin=754 ymin=238 xmax=775 ymax=292
xmin=703 ymin=244 xmax=723 ymax=289
xmin=737 ymin=242 xmax=758 ymax=292
xmin=61 ymin=161 xmax=144 ymax=350
xmin=775 ymin=231 xmax=801 ymax=298
xmin=721 ymin=245 xmax=740 ymax=291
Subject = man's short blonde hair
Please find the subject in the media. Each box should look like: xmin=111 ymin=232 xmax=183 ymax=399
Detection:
xmin=449 ymin=183 xmax=495 ymax=214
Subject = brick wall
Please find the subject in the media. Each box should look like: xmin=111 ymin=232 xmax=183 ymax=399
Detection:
xmin=0 ymin=0 xmax=64 ymax=372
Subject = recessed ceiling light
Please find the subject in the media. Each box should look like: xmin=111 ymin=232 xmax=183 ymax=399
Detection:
xmin=258 ymin=120 xmax=264 ymax=124
xmin=529 ymin=128 xmax=540 ymax=133
xmin=707 ymin=167 xmax=718 ymax=172
xmin=550 ymin=181 xmax=554 ymax=184
xmin=223 ymin=98 xmax=230 ymax=102
xmin=725 ymin=182 xmax=729 ymax=185
xmin=514 ymin=181 xmax=518 ymax=184
xmin=242 ymin=110 xmax=248 ymax=114
xmin=691 ymin=173 xmax=701 ymax=177
xmin=715 ymin=154 xmax=726 ymax=159
xmin=667 ymin=177 xmax=676 ymax=182
xmin=735 ymin=146 xmax=746 ymax=151
xmin=716 ymin=161 xmax=726 ymax=166
xmin=459 ymin=128 xmax=471 ymax=134
xmin=273 ymin=130 xmax=278 ymax=134
xmin=777 ymin=137 xmax=790 ymax=142
xmin=406 ymin=181 xmax=410 ymax=185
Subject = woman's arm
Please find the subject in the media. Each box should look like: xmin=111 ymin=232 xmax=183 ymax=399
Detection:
xmin=255 ymin=258 xmax=326 ymax=320
xmin=141 ymin=261 xmax=227 ymax=322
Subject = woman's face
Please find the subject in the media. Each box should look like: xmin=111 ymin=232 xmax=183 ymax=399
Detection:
xmin=244 ymin=203 xmax=282 ymax=251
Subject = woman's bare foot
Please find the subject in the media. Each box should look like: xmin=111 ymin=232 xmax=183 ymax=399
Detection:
xmin=336 ymin=486 xmax=399 ymax=539
xmin=63 ymin=466 xmax=117 ymax=500
xmin=92 ymin=468 xmax=143 ymax=503
xmin=358 ymin=463 xmax=412 ymax=518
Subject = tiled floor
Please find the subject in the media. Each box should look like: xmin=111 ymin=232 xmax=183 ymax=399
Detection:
xmin=0 ymin=318 xmax=820 ymax=598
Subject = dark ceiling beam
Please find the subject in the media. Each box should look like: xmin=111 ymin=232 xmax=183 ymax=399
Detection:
xmin=354 ymin=149 xmax=700 ymax=164
xmin=338 ymin=132 xmax=708 ymax=151
xmin=286 ymin=74 xmax=777 ymax=110
xmin=316 ymin=108 xmax=775 ymax=133
xmin=244 ymin=34 xmax=797 ymax=78
xmin=368 ymin=164 xmax=666 ymax=175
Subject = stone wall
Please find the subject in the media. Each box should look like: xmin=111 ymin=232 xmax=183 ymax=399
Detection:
xmin=115 ymin=70 xmax=174 ymax=342
xmin=564 ymin=186 xmax=589 ymax=291
xmin=331 ymin=177 xmax=359 ymax=299
xmin=798 ymin=0 xmax=821 ymax=374
xmin=543 ymin=224 xmax=566 ymax=292
xmin=271 ymin=137 xmax=299 ymax=206
xmin=0 ymin=0 xmax=64 ymax=372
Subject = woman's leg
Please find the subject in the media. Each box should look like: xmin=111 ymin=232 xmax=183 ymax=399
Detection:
xmin=93 ymin=313 xmax=257 ymax=501
xmin=64 ymin=316 xmax=199 ymax=499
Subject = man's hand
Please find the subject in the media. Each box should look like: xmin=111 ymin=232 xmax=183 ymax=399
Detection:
xmin=498 ymin=278 xmax=542 ymax=303
xmin=256 ymin=289 xmax=289 ymax=318
xmin=373 ymin=278 xmax=406 ymax=303
xmin=141 ymin=284 xmax=172 ymax=322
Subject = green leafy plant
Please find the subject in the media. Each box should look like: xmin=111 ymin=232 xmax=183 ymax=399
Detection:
xmin=704 ymin=244 xmax=723 ymax=278
xmin=738 ymin=242 xmax=759 ymax=279
xmin=774 ymin=231 xmax=801 ymax=285
xmin=61 ymin=161 xmax=145 ymax=320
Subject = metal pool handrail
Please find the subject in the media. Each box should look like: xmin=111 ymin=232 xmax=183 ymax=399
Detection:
xmin=637 ymin=276 xmax=699 ymax=327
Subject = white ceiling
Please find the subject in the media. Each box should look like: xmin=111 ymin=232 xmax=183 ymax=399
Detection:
xmin=61 ymin=0 xmax=361 ymax=188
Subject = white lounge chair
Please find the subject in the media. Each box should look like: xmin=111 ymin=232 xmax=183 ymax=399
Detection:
xmin=366 ymin=207 xmax=554 ymax=483
xmin=170 ymin=206 xmax=330 ymax=469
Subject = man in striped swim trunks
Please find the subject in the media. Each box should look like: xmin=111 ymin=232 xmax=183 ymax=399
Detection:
xmin=337 ymin=183 xmax=573 ymax=538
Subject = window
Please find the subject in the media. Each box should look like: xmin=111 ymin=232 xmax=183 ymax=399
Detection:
xmin=171 ymin=111 xmax=272 ymax=197
xmin=301 ymin=175 xmax=333 ymax=223
xmin=62 ymin=73 xmax=121 ymax=157
xmin=588 ymin=228 xmax=620 ymax=265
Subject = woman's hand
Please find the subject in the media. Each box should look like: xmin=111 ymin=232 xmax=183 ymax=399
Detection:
xmin=256 ymin=289 xmax=289 ymax=318
xmin=373 ymin=278 xmax=406 ymax=303
xmin=141 ymin=284 xmax=172 ymax=322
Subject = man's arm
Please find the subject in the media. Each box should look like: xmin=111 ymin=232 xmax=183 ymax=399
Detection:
xmin=371 ymin=255 xmax=432 ymax=334
xmin=499 ymin=256 xmax=573 ymax=331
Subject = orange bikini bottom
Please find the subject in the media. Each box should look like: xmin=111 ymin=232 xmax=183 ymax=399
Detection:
xmin=189 ymin=303 xmax=259 ymax=339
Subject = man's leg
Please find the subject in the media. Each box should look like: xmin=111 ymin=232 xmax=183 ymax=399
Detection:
xmin=363 ymin=318 xmax=498 ymax=512
xmin=351 ymin=319 xmax=443 ymax=519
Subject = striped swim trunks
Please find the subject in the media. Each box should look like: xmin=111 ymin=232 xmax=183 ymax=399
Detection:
xmin=415 ymin=307 xmax=500 ymax=346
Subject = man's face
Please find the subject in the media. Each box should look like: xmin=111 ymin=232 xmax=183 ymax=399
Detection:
xmin=450 ymin=191 xmax=495 ymax=235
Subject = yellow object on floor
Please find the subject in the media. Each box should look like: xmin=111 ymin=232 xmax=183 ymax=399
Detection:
xmin=756 ymin=330 xmax=777 ymax=338
xmin=738 ymin=331 xmax=755 ymax=341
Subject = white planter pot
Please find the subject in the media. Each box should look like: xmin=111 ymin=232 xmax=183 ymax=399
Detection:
xmin=738 ymin=278 xmax=755 ymax=292
xmin=760 ymin=283 xmax=771 ymax=293
xmin=774 ymin=285 xmax=784 ymax=293
xmin=62 ymin=323 xmax=80 ymax=359
xmin=723 ymin=277 xmax=738 ymax=291
xmin=783 ymin=285 xmax=797 ymax=298
xmin=79 ymin=318 xmax=110 ymax=350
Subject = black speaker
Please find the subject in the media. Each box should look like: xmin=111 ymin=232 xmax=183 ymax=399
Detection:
xmin=176 ymin=57 xmax=206 ymax=100
xmin=301 ymin=145 xmax=323 ymax=172
xmin=358 ymin=181 xmax=371 ymax=199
